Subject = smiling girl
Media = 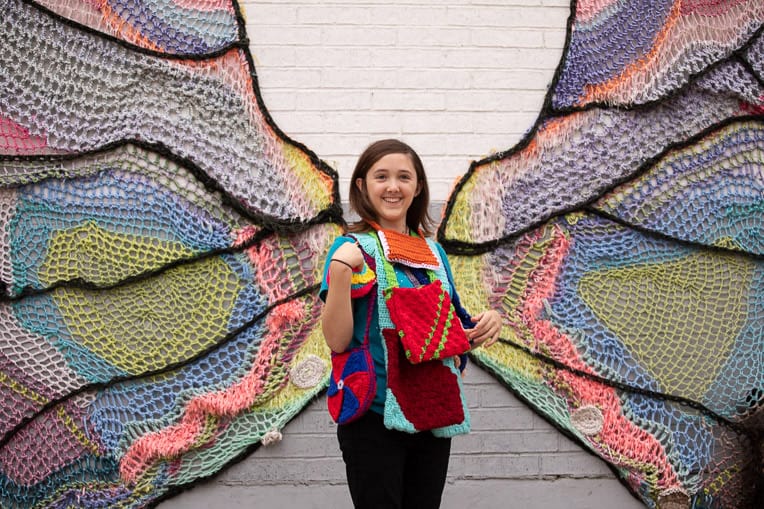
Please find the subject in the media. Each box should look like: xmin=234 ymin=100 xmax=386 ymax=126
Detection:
xmin=320 ymin=139 xmax=501 ymax=509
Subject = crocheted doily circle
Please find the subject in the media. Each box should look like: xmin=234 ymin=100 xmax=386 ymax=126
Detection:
xmin=261 ymin=429 xmax=283 ymax=446
xmin=658 ymin=489 xmax=690 ymax=509
xmin=289 ymin=355 xmax=327 ymax=388
xmin=570 ymin=405 xmax=604 ymax=436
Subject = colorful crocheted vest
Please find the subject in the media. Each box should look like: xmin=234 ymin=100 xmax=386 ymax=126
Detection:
xmin=354 ymin=230 xmax=471 ymax=438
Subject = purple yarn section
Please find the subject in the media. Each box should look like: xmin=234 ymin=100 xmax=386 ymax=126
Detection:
xmin=552 ymin=0 xmax=675 ymax=108
xmin=106 ymin=0 xmax=231 ymax=54
xmin=498 ymin=84 xmax=744 ymax=239
xmin=594 ymin=122 xmax=764 ymax=254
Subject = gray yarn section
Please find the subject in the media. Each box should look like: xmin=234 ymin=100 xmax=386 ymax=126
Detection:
xmin=0 ymin=0 xmax=328 ymax=224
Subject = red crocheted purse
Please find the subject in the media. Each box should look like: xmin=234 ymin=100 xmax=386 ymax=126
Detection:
xmin=326 ymin=276 xmax=377 ymax=425
xmin=386 ymin=279 xmax=471 ymax=363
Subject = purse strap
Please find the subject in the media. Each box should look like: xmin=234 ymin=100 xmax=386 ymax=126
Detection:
xmin=346 ymin=233 xmax=377 ymax=347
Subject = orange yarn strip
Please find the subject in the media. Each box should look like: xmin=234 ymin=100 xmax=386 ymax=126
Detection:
xmin=520 ymin=226 xmax=680 ymax=491
xmin=368 ymin=221 xmax=439 ymax=268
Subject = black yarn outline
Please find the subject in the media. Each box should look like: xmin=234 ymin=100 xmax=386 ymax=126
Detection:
xmin=12 ymin=0 xmax=343 ymax=231
xmin=438 ymin=114 xmax=764 ymax=256
xmin=0 ymin=139 xmax=343 ymax=234
xmin=19 ymin=0 xmax=246 ymax=58
xmin=487 ymin=335 xmax=752 ymax=436
xmin=437 ymin=9 xmax=764 ymax=252
xmin=0 ymin=280 xmax=320 ymax=451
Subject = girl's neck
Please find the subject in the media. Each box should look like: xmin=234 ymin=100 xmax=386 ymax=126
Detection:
xmin=375 ymin=220 xmax=409 ymax=235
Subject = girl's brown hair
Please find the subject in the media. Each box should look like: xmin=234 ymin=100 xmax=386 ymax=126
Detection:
xmin=347 ymin=139 xmax=434 ymax=236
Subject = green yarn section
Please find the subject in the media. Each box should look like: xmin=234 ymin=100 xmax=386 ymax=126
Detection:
xmin=40 ymin=225 xmax=243 ymax=375
xmin=39 ymin=221 xmax=198 ymax=287
xmin=579 ymin=252 xmax=754 ymax=401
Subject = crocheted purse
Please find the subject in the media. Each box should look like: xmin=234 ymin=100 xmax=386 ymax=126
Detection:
xmin=386 ymin=279 xmax=471 ymax=363
xmin=326 ymin=277 xmax=377 ymax=425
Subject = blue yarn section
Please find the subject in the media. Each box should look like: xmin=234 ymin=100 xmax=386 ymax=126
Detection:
xmin=704 ymin=264 xmax=764 ymax=415
xmin=10 ymin=169 xmax=232 ymax=291
xmin=552 ymin=0 xmax=674 ymax=107
xmin=602 ymin=125 xmax=764 ymax=254
xmin=106 ymin=0 xmax=238 ymax=54
xmin=339 ymin=389 xmax=360 ymax=423
xmin=89 ymin=319 xmax=268 ymax=452
xmin=11 ymin=293 xmax=128 ymax=383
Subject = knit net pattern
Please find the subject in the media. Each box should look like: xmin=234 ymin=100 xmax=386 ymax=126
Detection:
xmin=33 ymin=0 xmax=239 ymax=55
xmin=441 ymin=1 xmax=763 ymax=507
xmin=0 ymin=0 xmax=338 ymax=225
xmin=0 ymin=0 xmax=341 ymax=507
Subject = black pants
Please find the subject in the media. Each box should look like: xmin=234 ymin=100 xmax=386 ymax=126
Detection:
xmin=337 ymin=411 xmax=452 ymax=509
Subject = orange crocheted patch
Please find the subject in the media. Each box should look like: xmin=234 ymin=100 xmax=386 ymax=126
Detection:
xmin=369 ymin=221 xmax=440 ymax=269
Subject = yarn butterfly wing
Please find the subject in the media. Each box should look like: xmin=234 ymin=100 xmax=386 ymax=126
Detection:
xmin=0 ymin=1 xmax=340 ymax=507
xmin=440 ymin=2 xmax=764 ymax=508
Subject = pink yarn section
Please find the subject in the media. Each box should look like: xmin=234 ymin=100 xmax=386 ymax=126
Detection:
xmin=118 ymin=300 xmax=305 ymax=482
xmin=170 ymin=0 xmax=235 ymax=13
xmin=575 ymin=0 xmax=622 ymax=23
xmin=0 ymin=404 xmax=95 ymax=485
xmin=680 ymin=0 xmax=750 ymax=16
xmin=519 ymin=225 xmax=680 ymax=493
xmin=0 ymin=116 xmax=48 ymax=154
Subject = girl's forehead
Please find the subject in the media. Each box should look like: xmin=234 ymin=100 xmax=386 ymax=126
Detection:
xmin=370 ymin=153 xmax=415 ymax=171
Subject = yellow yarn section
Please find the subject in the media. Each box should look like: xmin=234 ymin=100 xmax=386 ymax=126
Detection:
xmin=56 ymin=406 xmax=100 ymax=455
xmin=256 ymin=313 xmax=331 ymax=412
xmin=579 ymin=252 xmax=753 ymax=401
xmin=449 ymin=252 xmax=538 ymax=378
xmin=283 ymin=143 xmax=334 ymax=212
xmin=475 ymin=341 xmax=542 ymax=382
xmin=43 ymin=249 xmax=244 ymax=375
xmin=448 ymin=253 xmax=488 ymax=318
xmin=444 ymin=174 xmax=477 ymax=245
xmin=0 ymin=371 xmax=48 ymax=405
xmin=191 ymin=415 xmax=220 ymax=449
xmin=38 ymin=221 xmax=197 ymax=286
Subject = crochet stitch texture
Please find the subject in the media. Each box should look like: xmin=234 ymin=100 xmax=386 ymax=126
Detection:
xmin=0 ymin=0 xmax=761 ymax=508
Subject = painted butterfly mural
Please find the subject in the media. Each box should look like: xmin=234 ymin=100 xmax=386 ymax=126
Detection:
xmin=0 ymin=0 xmax=761 ymax=508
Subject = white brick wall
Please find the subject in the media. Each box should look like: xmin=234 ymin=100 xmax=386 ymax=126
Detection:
xmin=243 ymin=0 xmax=568 ymax=201
xmin=161 ymin=1 xmax=644 ymax=507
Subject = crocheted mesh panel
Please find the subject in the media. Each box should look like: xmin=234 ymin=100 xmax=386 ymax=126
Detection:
xmin=440 ymin=1 xmax=764 ymax=507
xmin=0 ymin=0 xmax=338 ymax=225
xmin=33 ymin=0 xmax=239 ymax=54
xmin=0 ymin=0 xmax=340 ymax=507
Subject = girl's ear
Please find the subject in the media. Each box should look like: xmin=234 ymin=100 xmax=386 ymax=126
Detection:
xmin=415 ymin=181 xmax=422 ymax=196
xmin=355 ymin=178 xmax=365 ymax=193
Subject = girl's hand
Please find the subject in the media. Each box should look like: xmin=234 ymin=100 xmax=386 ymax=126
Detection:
xmin=466 ymin=309 xmax=502 ymax=348
xmin=331 ymin=241 xmax=364 ymax=271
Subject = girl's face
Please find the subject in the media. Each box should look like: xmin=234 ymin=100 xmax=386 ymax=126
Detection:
xmin=357 ymin=152 xmax=421 ymax=232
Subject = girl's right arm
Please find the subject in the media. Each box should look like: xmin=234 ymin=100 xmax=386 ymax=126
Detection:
xmin=321 ymin=241 xmax=364 ymax=353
